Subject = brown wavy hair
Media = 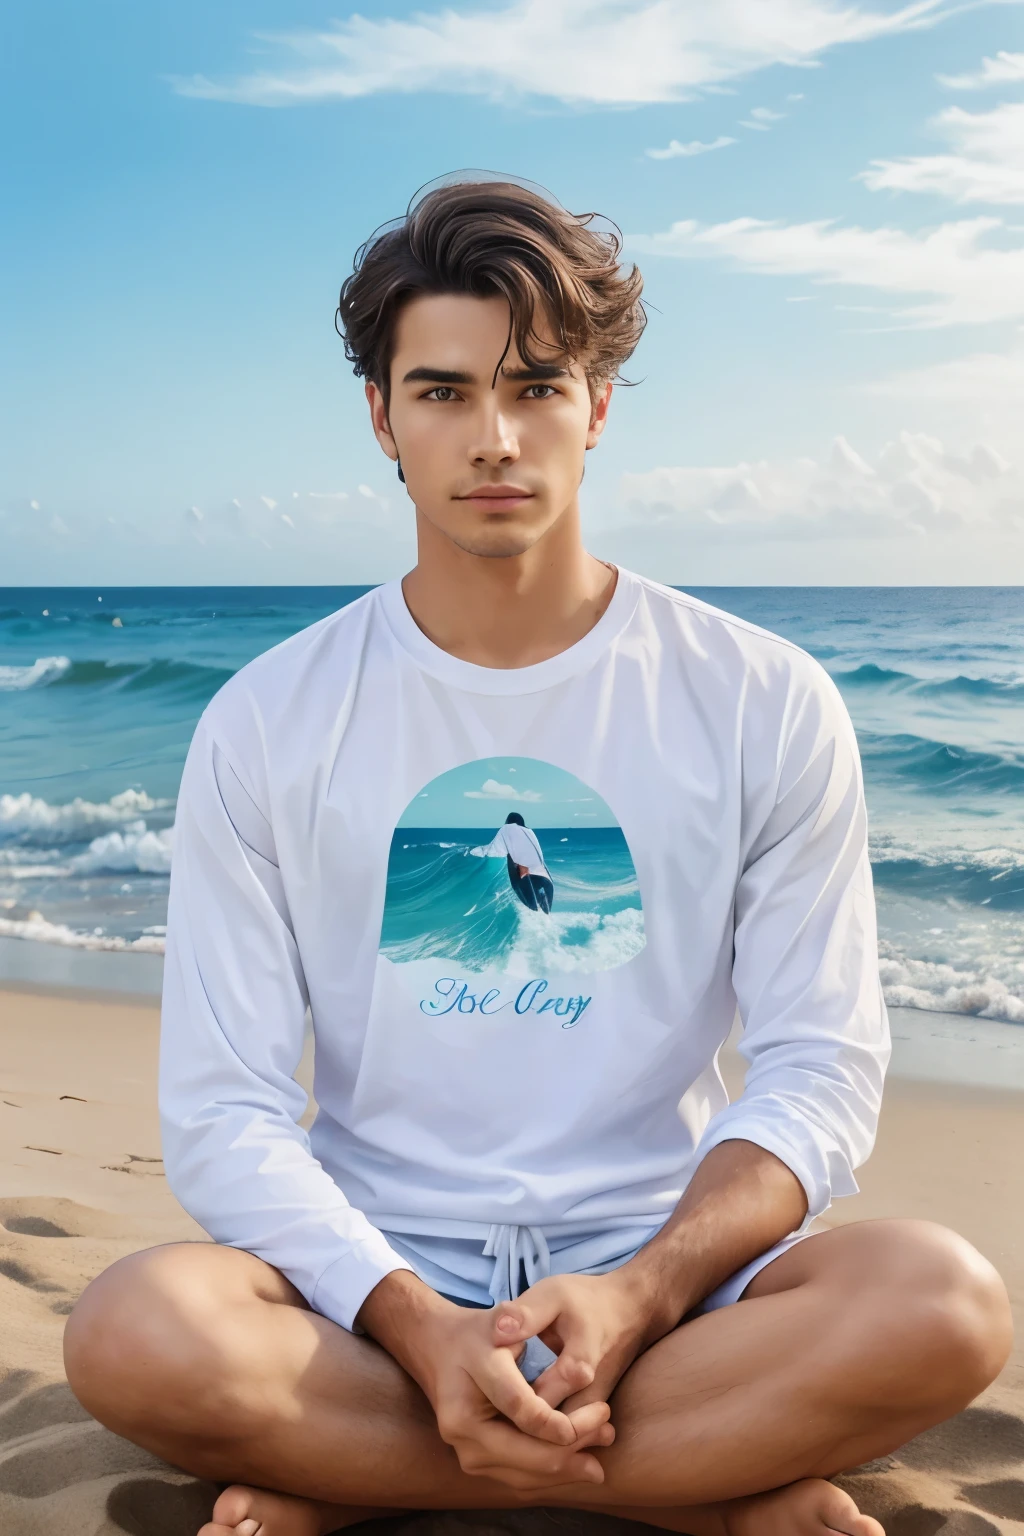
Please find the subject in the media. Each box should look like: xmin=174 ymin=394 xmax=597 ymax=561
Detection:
xmin=336 ymin=179 xmax=646 ymax=405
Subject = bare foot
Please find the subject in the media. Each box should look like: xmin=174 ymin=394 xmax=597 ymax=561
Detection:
xmin=725 ymin=1477 xmax=884 ymax=1536
xmin=197 ymin=1482 xmax=402 ymax=1536
xmin=610 ymin=1476 xmax=884 ymax=1536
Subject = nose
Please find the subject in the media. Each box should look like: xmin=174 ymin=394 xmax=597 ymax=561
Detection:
xmin=468 ymin=399 xmax=520 ymax=469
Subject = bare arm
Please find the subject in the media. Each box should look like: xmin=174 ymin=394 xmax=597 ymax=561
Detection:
xmin=618 ymin=1136 xmax=808 ymax=1338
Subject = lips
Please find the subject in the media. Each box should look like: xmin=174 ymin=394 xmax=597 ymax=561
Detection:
xmin=456 ymin=486 xmax=534 ymax=502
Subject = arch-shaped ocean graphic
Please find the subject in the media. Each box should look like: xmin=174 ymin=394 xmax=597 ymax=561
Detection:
xmin=379 ymin=757 xmax=646 ymax=977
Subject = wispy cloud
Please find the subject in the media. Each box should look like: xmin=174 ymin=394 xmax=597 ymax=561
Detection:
xmin=938 ymin=49 xmax=1024 ymax=89
xmin=867 ymin=330 xmax=1024 ymax=405
xmin=629 ymin=214 xmax=1024 ymax=326
xmin=860 ymin=101 xmax=1024 ymax=204
xmin=646 ymin=134 xmax=736 ymax=159
xmin=620 ymin=433 xmax=1023 ymax=542
xmin=740 ymin=105 xmax=787 ymax=131
xmin=171 ymin=0 xmax=967 ymax=108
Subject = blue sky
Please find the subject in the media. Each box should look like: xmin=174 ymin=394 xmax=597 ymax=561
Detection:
xmin=3 ymin=0 xmax=1023 ymax=584
xmin=397 ymin=758 xmax=618 ymax=829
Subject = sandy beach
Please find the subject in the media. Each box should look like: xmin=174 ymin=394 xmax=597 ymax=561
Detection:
xmin=1 ymin=984 xmax=1021 ymax=1536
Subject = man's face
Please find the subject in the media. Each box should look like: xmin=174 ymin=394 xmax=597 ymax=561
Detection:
xmin=366 ymin=293 xmax=612 ymax=559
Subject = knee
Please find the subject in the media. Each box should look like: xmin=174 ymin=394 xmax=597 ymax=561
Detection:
xmin=64 ymin=1243 xmax=270 ymax=1443
xmin=862 ymin=1221 xmax=1013 ymax=1407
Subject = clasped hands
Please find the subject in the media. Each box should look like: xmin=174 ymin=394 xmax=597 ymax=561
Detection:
xmin=395 ymin=1269 xmax=670 ymax=1497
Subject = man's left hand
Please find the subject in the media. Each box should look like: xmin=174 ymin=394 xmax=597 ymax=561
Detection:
xmin=489 ymin=1270 xmax=671 ymax=1417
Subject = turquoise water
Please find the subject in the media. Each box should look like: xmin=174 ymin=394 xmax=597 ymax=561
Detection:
xmin=381 ymin=826 xmax=644 ymax=975
xmin=1 ymin=585 xmax=1022 ymax=1020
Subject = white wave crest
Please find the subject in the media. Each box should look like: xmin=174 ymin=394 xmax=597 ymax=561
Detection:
xmin=70 ymin=823 xmax=173 ymax=874
xmin=505 ymin=906 xmax=646 ymax=977
xmin=870 ymin=835 xmax=1024 ymax=873
xmin=0 ymin=912 xmax=165 ymax=954
xmin=0 ymin=788 xmax=172 ymax=842
xmin=0 ymin=656 xmax=71 ymax=691
xmin=879 ymin=944 xmax=1024 ymax=1024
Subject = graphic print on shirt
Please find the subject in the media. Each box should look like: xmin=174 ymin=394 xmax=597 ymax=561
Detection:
xmin=379 ymin=759 xmax=645 ymax=1024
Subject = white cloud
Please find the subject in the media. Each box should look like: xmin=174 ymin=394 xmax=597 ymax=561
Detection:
xmin=646 ymin=135 xmax=736 ymax=159
xmin=747 ymin=105 xmax=786 ymax=122
xmin=869 ymin=331 xmax=1024 ymax=402
xmin=938 ymin=49 xmax=1024 ymax=89
xmin=172 ymin=0 xmax=962 ymax=108
xmin=860 ymin=101 xmax=1024 ymax=204
xmin=628 ymin=214 xmax=1024 ymax=325
xmin=619 ymin=433 xmax=1024 ymax=543
xmin=464 ymin=779 xmax=542 ymax=801
xmin=864 ymin=332 xmax=1024 ymax=451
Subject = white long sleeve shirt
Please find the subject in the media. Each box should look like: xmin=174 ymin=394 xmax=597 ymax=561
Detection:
xmin=471 ymin=824 xmax=550 ymax=878
xmin=159 ymin=569 xmax=889 ymax=1332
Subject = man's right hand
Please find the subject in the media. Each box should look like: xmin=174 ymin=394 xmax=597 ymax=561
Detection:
xmin=355 ymin=1269 xmax=614 ymax=1494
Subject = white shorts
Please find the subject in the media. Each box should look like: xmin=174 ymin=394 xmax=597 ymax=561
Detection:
xmin=379 ymin=1221 xmax=809 ymax=1383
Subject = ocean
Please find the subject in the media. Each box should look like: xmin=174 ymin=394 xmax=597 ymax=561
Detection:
xmin=381 ymin=826 xmax=645 ymax=977
xmin=1 ymin=585 xmax=1022 ymax=1022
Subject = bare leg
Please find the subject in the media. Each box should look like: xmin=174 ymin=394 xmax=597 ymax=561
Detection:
xmin=63 ymin=1220 xmax=1010 ymax=1536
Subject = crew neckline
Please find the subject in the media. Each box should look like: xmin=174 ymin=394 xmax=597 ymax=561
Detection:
xmin=376 ymin=565 xmax=640 ymax=695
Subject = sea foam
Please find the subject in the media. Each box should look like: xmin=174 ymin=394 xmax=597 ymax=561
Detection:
xmin=0 ymin=789 xmax=171 ymax=842
xmin=0 ymin=911 xmax=165 ymax=954
xmin=69 ymin=823 xmax=173 ymax=874
xmin=0 ymin=656 xmax=71 ymax=690
xmin=504 ymin=906 xmax=646 ymax=977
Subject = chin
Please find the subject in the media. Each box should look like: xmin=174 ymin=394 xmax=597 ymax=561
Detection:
xmin=447 ymin=521 xmax=547 ymax=561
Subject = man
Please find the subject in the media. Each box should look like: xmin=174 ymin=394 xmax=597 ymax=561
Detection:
xmin=472 ymin=811 xmax=555 ymax=913
xmin=64 ymin=179 xmax=1011 ymax=1536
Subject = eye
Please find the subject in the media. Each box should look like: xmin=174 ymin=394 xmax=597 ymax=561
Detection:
xmin=424 ymin=386 xmax=459 ymax=402
xmin=523 ymin=384 xmax=558 ymax=399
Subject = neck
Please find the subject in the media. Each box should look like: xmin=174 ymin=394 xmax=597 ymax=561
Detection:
xmin=401 ymin=501 xmax=617 ymax=668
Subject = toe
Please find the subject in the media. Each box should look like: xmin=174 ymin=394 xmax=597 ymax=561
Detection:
xmin=821 ymin=1485 xmax=884 ymax=1536
xmin=212 ymin=1486 xmax=261 ymax=1528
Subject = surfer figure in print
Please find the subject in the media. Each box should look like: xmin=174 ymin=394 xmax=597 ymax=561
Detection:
xmin=471 ymin=812 xmax=555 ymax=914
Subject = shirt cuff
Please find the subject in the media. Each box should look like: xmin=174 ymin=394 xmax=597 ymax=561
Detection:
xmin=694 ymin=1108 xmax=859 ymax=1233
xmin=310 ymin=1237 xmax=418 ymax=1333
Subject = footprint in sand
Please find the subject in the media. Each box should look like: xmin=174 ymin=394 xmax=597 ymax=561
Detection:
xmin=961 ymin=1478 xmax=1024 ymax=1521
xmin=839 ymin=1404 xmax=1024 ymax=1536
xmin=2 ymin=1215 xmax=70 ymax=1238
xmin=106 ymin=1474 xmax=220 ymax=1536
xmin=0 ymin=1380 xmax=218 ymax=1526
xmin=0 ymin=1256 xmax=64 ymax=1295
xmin=895 ymin=1406 xmax=1024 ymax=1477
xmin=0 ymin=1196 xmax=152 ymax=1240
xmin=886 ymin=1516 xmax=1000 ymax=1536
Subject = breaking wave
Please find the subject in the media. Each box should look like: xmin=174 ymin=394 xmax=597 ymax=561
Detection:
xmin=0 ymin=656 xmax=71 ymax=690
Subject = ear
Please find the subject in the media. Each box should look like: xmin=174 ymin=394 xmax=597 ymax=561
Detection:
xmin=366 ymin=380 xmax=399 ymax=464
xmin=586 ymin=381 xmax=614 ymax=450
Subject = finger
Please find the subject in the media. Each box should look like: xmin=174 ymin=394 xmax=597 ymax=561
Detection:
xmin=476 ymin=1352 xmax=578 ymax=1445
xmin=491 ymin=1293 xmax=563 ymax=1347
xmin=562 ymin=1378 xmax=616 ymax=1415
xmin=530 ymin=1347 xmax=598 ymax=1407
xmin=460 ymin=1416 xmax=607 ymax=1488
xmin=565 ymin=1400 xmax=614 ymax=1445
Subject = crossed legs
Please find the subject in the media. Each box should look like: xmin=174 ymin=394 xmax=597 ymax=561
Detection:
xmin=63 ymin=1219 xmax=1011 ymax=1536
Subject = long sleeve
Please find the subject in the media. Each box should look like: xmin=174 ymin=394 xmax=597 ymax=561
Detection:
xmin=470 ymin=830 xmax=507 ymax=858
xmin=159 ymin=717 xmax=414 ymax=1331
xmin=695 ymin=669 xmax=890 ymax=1228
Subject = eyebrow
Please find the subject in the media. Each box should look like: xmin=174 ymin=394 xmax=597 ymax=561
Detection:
xmin=401 ymin=363 xmax=571 ymax=386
